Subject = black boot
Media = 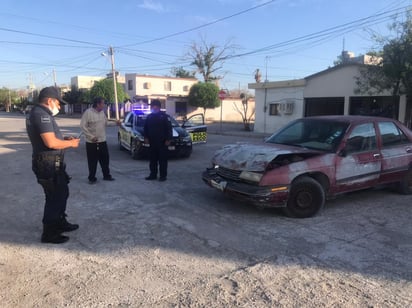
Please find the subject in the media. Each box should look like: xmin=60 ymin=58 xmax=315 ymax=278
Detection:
xmin=41 ymin=224 xmax=69 ymax=244
xmin=58 ymin=215 xmax=79 ymax=233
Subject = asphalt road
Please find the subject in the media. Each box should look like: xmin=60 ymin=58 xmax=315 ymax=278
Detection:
xmin=0 ymin=112 xmax=411 ymax=307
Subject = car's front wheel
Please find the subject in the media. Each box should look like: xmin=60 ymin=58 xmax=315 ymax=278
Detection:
xmin=284 ymin=176 xmax=325 ymax=218
xmin=130 ymin=139 xmax=143 ymax=160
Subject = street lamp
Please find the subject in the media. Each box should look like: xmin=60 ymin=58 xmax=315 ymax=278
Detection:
xmin=102 ymin=46 xmax=119 ymax=121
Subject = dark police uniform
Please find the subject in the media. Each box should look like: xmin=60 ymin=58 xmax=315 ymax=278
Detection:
xmin=144 ymin=111 xmax=173 ymax=180
xmin=26 ymin=104 xmax=69 ymax=228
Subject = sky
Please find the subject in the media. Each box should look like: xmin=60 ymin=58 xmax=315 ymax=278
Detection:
xmin=0 ymin=0 xmax=411 ymax=92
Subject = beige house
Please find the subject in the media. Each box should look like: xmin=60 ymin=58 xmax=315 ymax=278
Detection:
xmin=249 ymin=62 xmax=409 ymax=134
xmin=125 ymin=74 xmax=198 ymax=117
xmin=69 ymin=74 xmax=255 ymax=123
xmin=70 ymin=76 xmax=105 ymax=90
xmin=125 ymin=74 xmax=255 ymax=123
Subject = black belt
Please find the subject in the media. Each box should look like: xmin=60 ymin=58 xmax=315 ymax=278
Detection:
xmin=34 ymin=152 xmax=64 ymax=170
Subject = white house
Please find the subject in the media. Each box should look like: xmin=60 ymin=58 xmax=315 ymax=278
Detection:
xmin=125 ymin=73 xmax=255 ymax=122
xmin=69 ymin=74 xmax=255 ymax=123
xmin=249 ymin=62 xmax=410 ymax=134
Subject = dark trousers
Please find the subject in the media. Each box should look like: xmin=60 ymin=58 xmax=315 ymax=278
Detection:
xmin=86 ymin=141 xmax=110 ymax=180
xmin=149 ymin=143 xmax=168 ymax=178
xmin=33 ymin=158 xmax=69 ymax=225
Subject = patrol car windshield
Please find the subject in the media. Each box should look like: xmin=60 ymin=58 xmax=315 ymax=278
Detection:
xmin=132 ymin=111 xmax=180 ymax=128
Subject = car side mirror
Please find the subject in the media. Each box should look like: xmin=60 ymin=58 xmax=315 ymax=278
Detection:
xmin=125 ymin=122 xmax=132 ymax=127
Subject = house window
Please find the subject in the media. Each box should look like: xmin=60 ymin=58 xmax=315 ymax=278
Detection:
xmin=269 ymin=103 xmax=280 ymax=115
xmin=175 ymin=101 xmax=187 ymax=116
xmin=127 ymin=80 xmax=133 ymax=91
xmin=164 ymin=81 xmax=172 ymax=91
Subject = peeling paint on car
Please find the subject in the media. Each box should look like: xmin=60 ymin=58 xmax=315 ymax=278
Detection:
xmin=212 ymin=143 xmax=321 ymax=172
xmin=202 ymin=115 xmax=412 ymax=217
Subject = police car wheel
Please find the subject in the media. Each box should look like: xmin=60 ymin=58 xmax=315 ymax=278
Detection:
xmin=131 ymin=140 xmax=142 ymax=160
xmin=118 ymin=135 xmax=124 ymax=151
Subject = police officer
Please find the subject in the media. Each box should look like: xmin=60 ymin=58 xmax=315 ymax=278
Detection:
xmin=143 ymin=99 xmax=172 ymax=181
xmin=26 ymin=86 xmax=80 ymax=244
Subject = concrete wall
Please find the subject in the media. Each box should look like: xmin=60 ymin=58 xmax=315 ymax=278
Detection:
xmin=165 ymin=97 xmax=255 ymax=123
xmin=251 ymin=81 xmax=305 ymax=134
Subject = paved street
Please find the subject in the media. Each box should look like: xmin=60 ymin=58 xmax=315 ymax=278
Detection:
xmin=0 ymin=112 xmax=411 ymax=307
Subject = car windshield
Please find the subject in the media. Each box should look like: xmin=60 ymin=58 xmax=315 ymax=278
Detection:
xmin=133 ymin=112 xmax=180 ymax=128
xmin=265 ymin=118 xmax=349 ymax=152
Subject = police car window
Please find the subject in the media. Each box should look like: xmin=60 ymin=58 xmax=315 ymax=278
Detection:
xmin=134 ymin=114 xmax=147 ymax=127
xmin=127 ymin=114 xmax=133 ymax=125
xmin=169 ymin=116 xmax=180 ymax=127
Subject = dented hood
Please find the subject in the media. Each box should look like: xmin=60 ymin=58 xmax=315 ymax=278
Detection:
xmin=212 ymin=143 xmax=320 ymax=171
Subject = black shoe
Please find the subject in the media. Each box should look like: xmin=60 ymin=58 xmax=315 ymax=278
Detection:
xmin=41 ymin=233 xmax=69 ymax=244
xmin=88 ymin=177 xmax=97 ymax=184
xmin=145 ymin=175 xmax=157 ymax=180
xmin=103 ymin=176 xmax=115 ymax=181
xmin=58 ymin=217 xmax=79 ymax=233
xmin=159 ymin=177 xmax=167 ymax=182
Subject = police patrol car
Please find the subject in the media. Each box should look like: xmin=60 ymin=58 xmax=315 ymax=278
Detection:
xmin=118 ymin=107 xmax=207 ymax=159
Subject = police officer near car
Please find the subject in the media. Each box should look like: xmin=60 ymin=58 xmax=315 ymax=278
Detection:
xmin=26 ymin=86 xmax=80 ymax=244
xmin=144 ymin=99 xmax=172 ymax=181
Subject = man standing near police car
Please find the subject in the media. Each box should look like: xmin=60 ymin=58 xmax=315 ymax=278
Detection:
xmin=26 ymin=86 xmax=80 ymax=244
xmin=144 ymin=99 xmax=172 ymax=181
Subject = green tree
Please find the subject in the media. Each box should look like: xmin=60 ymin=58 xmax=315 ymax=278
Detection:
xmin=171 ymin=66 xmax=195 ymax=78
xmin=188 ymin=82 xmax=220 ymax=116
xmin=355 ymin=13 xmax=412 ymax=97
xmin=63 ymin=87 xmax=90 ymax=104
xmin=0 ymin=87 xmax=20 ymax=112
xmin=89 ymin=78 xmax=128 ymax=103
xmin=63 ymin=87 xmax=90 ymax=114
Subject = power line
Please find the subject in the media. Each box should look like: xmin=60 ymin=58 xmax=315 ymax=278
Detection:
xmin=0 ymin=27 xmax=106 ymax=47
xmin=119 ymin=0 xmax=277 ymax=48
xmin=228 ymin=5 xmax=410 ymax=60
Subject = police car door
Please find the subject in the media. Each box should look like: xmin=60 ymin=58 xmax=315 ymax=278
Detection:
xmin=182 ymin=113 xmax=207 ymax=144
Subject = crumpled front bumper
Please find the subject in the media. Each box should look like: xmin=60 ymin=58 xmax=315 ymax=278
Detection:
xmin=201 ymin=168 xmax=289 ymax=208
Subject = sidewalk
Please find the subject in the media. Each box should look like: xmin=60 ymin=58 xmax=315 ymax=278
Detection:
xmin=206 ymin=122 xmax=270 ymax=139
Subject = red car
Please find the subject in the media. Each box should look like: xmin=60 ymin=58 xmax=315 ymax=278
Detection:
xmin=202 ymin=116 xmax=412 ymax=218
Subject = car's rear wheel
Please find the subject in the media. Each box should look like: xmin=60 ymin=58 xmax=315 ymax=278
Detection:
xmin=399 ymin=169 xmax=412 ymax=194
xmin=284 ymin=176 xmax=325 ymax=218
xmin=130 ymin=139 xmax=142 ymax=160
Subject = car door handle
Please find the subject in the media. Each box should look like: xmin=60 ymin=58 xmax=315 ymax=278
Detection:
xmin=373 ymin=153 xmax=381 ymax=158
xmin=406 ymin=147 xmax=412 ymax=153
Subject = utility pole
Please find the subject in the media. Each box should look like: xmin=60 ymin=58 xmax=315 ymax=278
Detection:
xmin=265 ymin=56 xmax=270 ymax=82
xmin=109 ymin=46 xmax=119 ymax=121
xmin=52 ymin=68 xmax=57 ymax=87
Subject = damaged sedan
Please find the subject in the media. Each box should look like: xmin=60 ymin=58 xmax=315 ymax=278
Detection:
xmin=202 ymin=116 xmax=412 ymax=218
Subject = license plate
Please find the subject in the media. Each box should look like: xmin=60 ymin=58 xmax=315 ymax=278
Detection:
xmin=168 ymin=146 xmax=175 ymax=150
xmin=211 ymin=179 xmax=227 ymax=192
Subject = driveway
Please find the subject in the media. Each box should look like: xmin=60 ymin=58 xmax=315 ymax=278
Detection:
xmin=0 ymin=112 xmax=411 ymax=307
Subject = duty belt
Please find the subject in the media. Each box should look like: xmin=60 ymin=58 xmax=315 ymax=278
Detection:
xmin=34 ymin=152 xmax=64 ymax=170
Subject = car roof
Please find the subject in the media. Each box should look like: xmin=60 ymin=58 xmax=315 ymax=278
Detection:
xmin=304 ymin=115 xmax=400 ymax=124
